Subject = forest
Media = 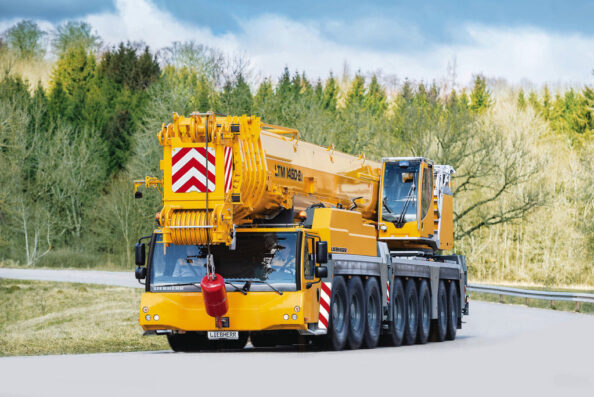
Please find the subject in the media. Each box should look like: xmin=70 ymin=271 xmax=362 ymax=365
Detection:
xmin=0 ymin=20 xmax=592 ymax=287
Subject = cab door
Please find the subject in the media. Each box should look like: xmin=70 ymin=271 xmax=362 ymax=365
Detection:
xmin=301 ymin=234 xmax=320 ymax=324
xmin=418 ymin=162 xmax=434 ymax=238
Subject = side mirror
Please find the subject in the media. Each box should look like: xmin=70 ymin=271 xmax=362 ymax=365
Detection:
xmin=316 ymin=241 xmax=328 ymax=264
xmin=135 ymin=266 xmax=147 ymax=280
xmin=135 ymin=191 xmax=143 ymax=199
xmin=315 ymin=266 xmax=328 ymax=279
xmin=135 ymin=242 xmax=146 ymax=267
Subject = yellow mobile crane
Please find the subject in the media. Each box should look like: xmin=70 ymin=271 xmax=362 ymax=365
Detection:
xmin=134 ymin=113 xmax=468 ymax=351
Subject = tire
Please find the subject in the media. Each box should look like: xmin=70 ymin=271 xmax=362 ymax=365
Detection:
xmin=167 ymin=332 xmax=208 ymax=352
xmin=431 ymin=280 xmax=448 ymax=342
xmin=326 ymin=276 xmax=349 ymax=351
xmin=347 ymin=276 xmax=365 ymax=349
xmin=250 ymin=331 xmax=298 ymax=348
xmin=382 ymin=278 xmax=405 ymax=347
xmin=417 ymin=279 xmax=431 ymax=344
xmin=446 ymin=281 xmax=458 ymax=341
xmin=403 ymin=278 xmax=418 ymax=345
xmin=216 ymin=332 xmax=249 ymax=350
xmin=363 ymin=277 xmax=382 ymax=348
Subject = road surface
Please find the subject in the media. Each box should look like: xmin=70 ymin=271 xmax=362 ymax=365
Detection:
xmin=0 ymin=267 xmax=141 ymax=288
xmin=0 ymin=269 xmax=592 ymax=397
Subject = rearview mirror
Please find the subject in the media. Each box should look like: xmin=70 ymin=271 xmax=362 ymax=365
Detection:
xmin=316 ymin=241 xmax=328 ymax=264
xmin=315 ymin=266 xmax=328 ymax=278
xmin=135 ymin=242 xmax=146 ymax=267
xmin=135 ymin=266 xmax=147 ymax=280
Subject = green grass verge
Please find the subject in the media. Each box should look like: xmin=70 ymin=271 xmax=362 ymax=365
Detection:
xmin=0 ymin=279 xmax=169 ymax=356
xmin=470 ymin=291 xmax=593 ymax=314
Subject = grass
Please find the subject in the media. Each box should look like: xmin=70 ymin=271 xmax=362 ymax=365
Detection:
xmin=0 ymin=279 xmax=168 ymax=356
xmin=470 ymin=287 xmax=593 ymax=314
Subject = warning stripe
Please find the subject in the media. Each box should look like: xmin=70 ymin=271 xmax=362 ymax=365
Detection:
xmin=224 ymin=146 xmax=233 ymax=192
xmin=172 ymin=147 xmax=215 ymax=193
xmin=387 ymin=281 xmax=390 ymax=303
xmin=317 ymin=282 xmax=332 ymax=330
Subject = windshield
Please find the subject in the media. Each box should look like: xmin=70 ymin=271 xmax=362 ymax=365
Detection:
xmin=150 ymin=232 xmax=299 ymax=292
xmin=382 ymin=162 xmax=418 ymax=223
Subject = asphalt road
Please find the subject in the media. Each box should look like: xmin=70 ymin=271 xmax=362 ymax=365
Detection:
xmin=0 ymin=270 xmax=593 ymax=397
xmin=0 ymin=268 xmax=141 ymax=288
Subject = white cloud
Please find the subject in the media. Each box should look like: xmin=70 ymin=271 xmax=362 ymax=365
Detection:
xmin=5 ymin=0 xmax=594 ymax=87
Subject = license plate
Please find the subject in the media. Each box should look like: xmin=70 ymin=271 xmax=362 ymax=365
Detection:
xmin=207 ymin=331 xmax=238 ymax=340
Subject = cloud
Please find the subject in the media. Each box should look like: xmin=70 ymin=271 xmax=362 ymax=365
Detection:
xmin=5 ymin=0 xmax=594 ymax=86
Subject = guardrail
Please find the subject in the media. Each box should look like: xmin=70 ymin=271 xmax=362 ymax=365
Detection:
xmin=468 ymin=283 xmax=594 ymax=310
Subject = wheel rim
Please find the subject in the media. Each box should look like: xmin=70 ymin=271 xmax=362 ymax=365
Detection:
xmin=367 ymin=291 xmax=379 ymax=332
xmin=332 ymin=291 xmax=345 ymax=332
xmin=350 ymin=292 xmax=363 ymax=332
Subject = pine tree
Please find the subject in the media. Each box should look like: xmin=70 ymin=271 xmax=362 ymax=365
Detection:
xmin=582 ymin=86 xmax=594 ymax=132
xmin=364 ymin=74 xmax=387 ymax=115
xmin=345 ymin=73 xmax=366 ymax=109
xmin=517 ymin=89 xmax=527 ymax=110
xmin=469 ymin=75 xmax=492 ymax=113
xmin=253 ymin=78 xmax=273 ymax=116
xmin=322 ymin=73 xmax=338 ymax=111
xmin=542 ymin=85 xmax=552 ymax=119
xmin=528 ymin=91 xmax=540 ymax=111
xmin=230 ymin=73 xmax=253 ymax=115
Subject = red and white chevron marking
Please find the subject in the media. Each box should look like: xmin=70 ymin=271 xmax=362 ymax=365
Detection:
xmin=387 ymin=281 xmax=390 ymax=303
xmin=172 ymin=147 xmax=215 ymax=193
xmin=224 ymin=146 xmax=233 ymax=192
xmin=317 ymin=281 xmax=332 ymax=330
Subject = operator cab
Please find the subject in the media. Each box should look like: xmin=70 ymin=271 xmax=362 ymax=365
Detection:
xmin=379 ymin=157 xmax=453 ymax=251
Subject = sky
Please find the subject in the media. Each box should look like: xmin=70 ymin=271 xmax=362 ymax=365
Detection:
xmin=1 ymin=0 xmax=594 ymax=87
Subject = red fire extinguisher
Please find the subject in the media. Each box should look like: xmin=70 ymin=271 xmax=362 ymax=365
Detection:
xmin=201 ymin=272 xmax=228 ymax=318
xmin=201 ymin=254 xmax=228 ymax=327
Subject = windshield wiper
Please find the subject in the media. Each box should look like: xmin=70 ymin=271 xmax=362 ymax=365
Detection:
xmin=233 ymin=279 xmax=283 ymax=295
xmin=383 ymin=196 xmax=395 ymax=214
xmin=152 ymin=282 xmax=200 ymax=288
xmin=395 ymin=183 xmax=416 ymax=228
xmin=152 ymin=281 xmax=247 ymax=295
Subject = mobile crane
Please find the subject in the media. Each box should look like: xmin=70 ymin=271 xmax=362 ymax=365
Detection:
xmin=133 ymin=113 xmax=469 ymax=351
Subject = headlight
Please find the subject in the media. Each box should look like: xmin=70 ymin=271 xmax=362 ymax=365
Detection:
xmin=142 ymin=306 xmax=149 ymax=313
xmin=283 ymin=314 xmax=289 ymax=320
xmin=153 ymin=314 xmax=160 ymax=321
xmin=145 ymin=315 xmax=151 ymax=321
xmin=291 ymin=314 xmax=298 ymax=320
xmin=294 ymin=306 xmax=300 ymax=312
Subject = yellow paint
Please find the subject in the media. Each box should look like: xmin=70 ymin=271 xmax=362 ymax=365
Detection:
xmin=142 ymin=113 xmax=380 ymax=246
xmin=311 ymin=208 xmax=377 ymax=256
xmin=140 ymin=291 xmax=308 ymax=332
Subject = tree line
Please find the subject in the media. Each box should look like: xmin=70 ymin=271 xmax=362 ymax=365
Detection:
xmin=0 ymin=20 xmax=592 ymax=286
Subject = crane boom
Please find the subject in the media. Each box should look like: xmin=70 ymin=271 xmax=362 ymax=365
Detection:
xmin=142 ymin=113 xmax=381 ymax=246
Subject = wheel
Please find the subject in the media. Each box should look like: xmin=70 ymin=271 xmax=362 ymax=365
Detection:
xmin=381 ymin=278 xmax=405 ymax=347
xmin=347 ymin=276 xmax=365 ymax=349
xmin=167 ymin=332 xmax=208 ymax=352
xmin=431 ymin=280 xmax=447 ymax=342
xmin=326 ymin=276 xmax=349 ymax=350
xmin=363 ymin=277 xmax=382 ymax=348
xmin=403 ymin=278 xmax=418 ymax=345
xmin=250 ymin=331 xmax=298 ymax=348
xmin=216 ymin=332 xmax=248 ymax=350
xmin=446 ymin=281 xmax=459 ymax=340
xmin=417 ymin=279 xmax=431 ymax=344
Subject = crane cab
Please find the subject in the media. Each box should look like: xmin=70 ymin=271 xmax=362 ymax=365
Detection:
xmin=378 ymin=157 xmax=454 ymax=251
